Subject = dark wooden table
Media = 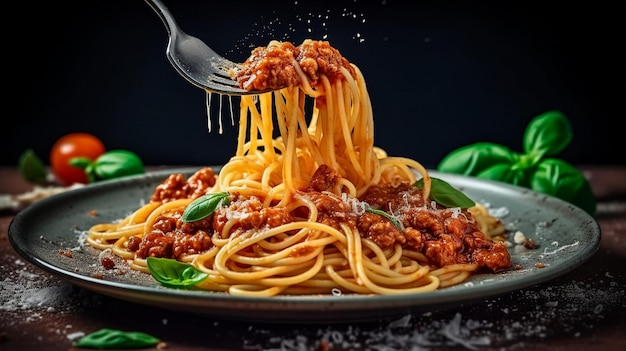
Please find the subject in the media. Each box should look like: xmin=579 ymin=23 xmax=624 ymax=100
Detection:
xmin=1 ymin=165 xmax=625 ymax=351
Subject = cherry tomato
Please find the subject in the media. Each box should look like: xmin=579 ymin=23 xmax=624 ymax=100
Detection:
xmin=50 ymin=133 xmax=106 ymax=185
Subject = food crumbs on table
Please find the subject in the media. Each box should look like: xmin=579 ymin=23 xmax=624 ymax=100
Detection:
xmin=156 ymin=341 xmax=169 ymax=349
xmin=318 ymin=340 xmax=330 ymax=351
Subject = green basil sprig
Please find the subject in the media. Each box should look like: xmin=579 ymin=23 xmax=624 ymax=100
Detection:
xmin=18 ymin=148 xmax=48 ymax=184
xmin=414 ymin=177 xmax=476 ymax=209
xmin=74 ymin=328 xmax=160 ymax=349
xmin=437 ymin=111 xmax=596 ymax=215
xmin=146 ymin=257 xmax=208 ymax=288
xmin=182 ymin=192 xmax=230 ymax=222
xmin=70 ymin=149 xmax=144 ymax=183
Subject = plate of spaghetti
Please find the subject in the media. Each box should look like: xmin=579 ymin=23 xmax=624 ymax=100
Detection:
xmin=8 ymin=40 xmax=600 ymax=322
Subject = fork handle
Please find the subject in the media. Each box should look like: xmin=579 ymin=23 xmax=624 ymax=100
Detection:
xmin=144 ymin=0 xmax=180 ymax=36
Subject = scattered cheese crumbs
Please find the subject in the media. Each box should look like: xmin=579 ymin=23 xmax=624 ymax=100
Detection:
xmin=513 ymin=231 xmax=526 ymax=245
xmin=66 ymin=331 xmax=85 ymax=341
xmin=488 ymin=206 xmax=510 ymax=218
xmin=0 ymin=184 xmax=84 ymax=211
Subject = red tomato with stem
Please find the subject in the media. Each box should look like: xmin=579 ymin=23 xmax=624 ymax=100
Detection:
xmin=50 ymin=133 xmax=106 ymax=185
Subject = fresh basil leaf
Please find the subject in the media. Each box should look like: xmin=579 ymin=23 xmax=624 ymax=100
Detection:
xmin=18 ymin=149 xmax=47 ymax=183
xmin=531 ymin=158 xmax=596 ymax=215
xmin=68 ymin=156 xmax=92 ymax=169
xmin=74 ymin=328 xmax=160 ymax=349
xmin=414 ymin=177 xmax=475 ymax=209
xmin=147 ymin=257 xmax=208 ymax=288
xmin=477 ymin=163 xmax=530 ymax=187
xmin=437 ymin=142 xmax=516 ymax=176
xmin=68 ymin=157 xmax=96 ymax=183
xmin=436 ymin=111 xmax=591 ymax=214
xmin=523 ymin=110 xmax=573 ymax=158
xmin=364 ymin=206 xmax=403 ymax=229
xmin=182 ymin=192 xmax=230 ymax=222
xmin=92 ymin=150 xmax=144 ymax=181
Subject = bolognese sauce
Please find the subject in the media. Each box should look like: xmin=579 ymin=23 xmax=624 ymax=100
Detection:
xmin=128 ymin=166 xmax=511 ymax=273
xmin=230 ymin=39 xmax=356 ymax=91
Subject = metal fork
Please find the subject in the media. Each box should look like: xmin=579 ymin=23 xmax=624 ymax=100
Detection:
xmin=144 ymin=0 xmax=261 ymax=95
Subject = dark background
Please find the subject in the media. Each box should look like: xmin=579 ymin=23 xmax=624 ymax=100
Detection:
xmin=6 ymin=0 xmax=625 ymax=169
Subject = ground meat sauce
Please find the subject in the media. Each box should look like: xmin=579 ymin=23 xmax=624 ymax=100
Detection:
xmin=130 ymin=166 xmax=511 ymax=273
xmin=302 ymin=165 xmax=512 ymax=272
xmin=128 ymin=167 xmax=217 ymax=259
xmin=365 ymin=184 xmax=512 ymax=272
xmin=150 ymin=167 xmax=216 ymax=203
xmin=230 ymin=39 xmax=356 ymax=91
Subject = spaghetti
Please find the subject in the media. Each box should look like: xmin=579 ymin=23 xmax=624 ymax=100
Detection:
xmin=86 ymin=39 xmax=511 ymax=297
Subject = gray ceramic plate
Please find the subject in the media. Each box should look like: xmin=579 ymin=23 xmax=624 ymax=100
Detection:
xmin=8 ymin=167 xmax=601 ymax=323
